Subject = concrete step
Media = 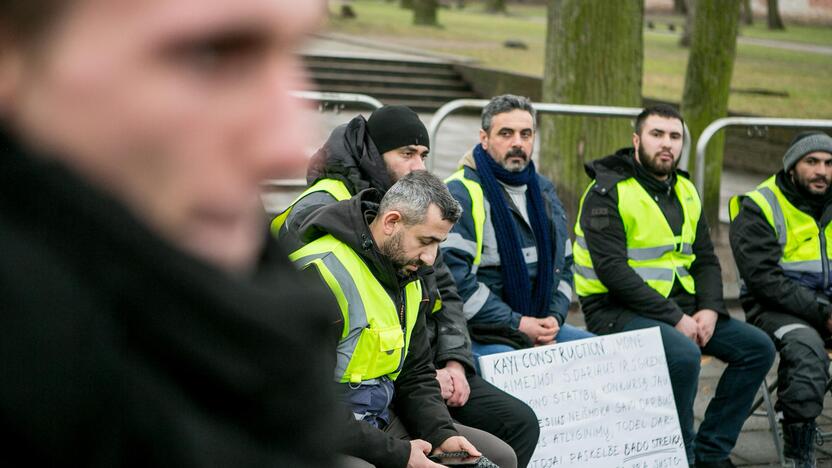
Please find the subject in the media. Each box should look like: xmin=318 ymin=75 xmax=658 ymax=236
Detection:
xmin=312 ymin=72 xmax=470 ymax=90
xmin=302 ymin=53 xmax=477 ymax=111
xmin=306 ymin=62 xmax=460 ymax=79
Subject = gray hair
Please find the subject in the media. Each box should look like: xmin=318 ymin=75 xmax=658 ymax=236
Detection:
xmin=481 ymin=94 xmax=536 ymax=132
xmin=379 ymin=170 xmax=461 ymax=225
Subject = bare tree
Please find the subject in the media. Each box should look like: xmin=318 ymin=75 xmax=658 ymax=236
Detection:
xmin=742 ymin=0 xmax=753 ymax=25
xmin=413 ymin=0 xmax=438 ymax=25
xmin=539 ymin=0 xmax=644 ymax=219
xmin=485 ymin=0 xmax=507 ymax=13
xmin=681 ymin=0 xmax=741 ymax=228
xmin=767 ymin=0 xmax=785 ymax=30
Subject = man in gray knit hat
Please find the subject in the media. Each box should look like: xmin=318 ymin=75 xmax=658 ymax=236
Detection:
xmin=730 ymin=131 xmax=832 ymax=467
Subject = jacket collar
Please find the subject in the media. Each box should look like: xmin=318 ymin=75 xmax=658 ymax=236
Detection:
xmin=585 ymin=147 xmax=689 ymax=195
xmin=296 ymin=189 xmax=416 ymax=291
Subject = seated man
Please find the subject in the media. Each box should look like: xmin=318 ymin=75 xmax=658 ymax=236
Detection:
xmin=730 ymin=132 xmax=832 ymax=468
xmin=574 ymin=104 xmax=775 ymax=468
xmin=442 ymin=94 xmax=593 ymax=366
xmin=291 ymin=171 xmax=516 ymax=468
xmin=278 ymin=105 xmax=538 ymax=467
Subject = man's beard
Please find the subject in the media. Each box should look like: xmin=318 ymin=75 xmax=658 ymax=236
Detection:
xmin=637 ymin=146 xmax=677 ymax=178
xmin=501 ymin=147 xmax=530 ymax=172
xmin=379 ymin=230 xmax=423 ymax=273
xmin=793 ymin=171 xmax=832 ymax=197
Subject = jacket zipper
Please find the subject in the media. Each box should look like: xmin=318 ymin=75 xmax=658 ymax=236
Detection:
xmin=396 ymin=289 xmax=407 ymax=374
xmin=820 ymin=222 xmax=830 ymax=291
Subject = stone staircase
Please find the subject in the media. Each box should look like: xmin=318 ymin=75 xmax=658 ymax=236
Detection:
xmin=303 ymin=53 xmax=478 ymax=111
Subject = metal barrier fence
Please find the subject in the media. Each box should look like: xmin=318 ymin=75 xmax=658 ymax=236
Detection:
xmin=694 ymin=118 xmax=832 ymax=197
xmin=262 ymin=91 xmax=384 ymax=189
xmin=427 ymin=99 xmax=693 ymax=173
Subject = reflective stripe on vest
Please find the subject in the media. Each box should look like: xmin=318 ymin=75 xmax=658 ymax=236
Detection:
xmin=740 ymin=175 xmax=832 ymax=277
xmin=270 ymin=178 xmax=352 ymax=234
xmin=445 ymin=169 xmax=485 ymax=266
xmin=290 ymin=234 xmax=422 ymax=384
xmin=573 ymin=176 xmax=700 ymax=298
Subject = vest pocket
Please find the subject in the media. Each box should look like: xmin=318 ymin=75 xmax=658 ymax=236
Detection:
xmin=355 ymin=325 xmax=404 ymax=381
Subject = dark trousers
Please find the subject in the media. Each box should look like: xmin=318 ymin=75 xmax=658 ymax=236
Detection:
xmin=749 ymin=311 xmax=831 ymax=422
xmin=619 ymin=315 xmax=775 ymax=464
xmin=339 ymin=411 xmax=517 ymax=468
xmin=449 ymin=374 xmax=540 ymax=468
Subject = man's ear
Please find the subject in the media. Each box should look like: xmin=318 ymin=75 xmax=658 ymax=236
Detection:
xmin=632 ymin=132 xmax=640 ymax=153
xmin=380 ymin=210 xmax=403 ymax=235
xmin=479 ymin=128 xmax=489 ymax=150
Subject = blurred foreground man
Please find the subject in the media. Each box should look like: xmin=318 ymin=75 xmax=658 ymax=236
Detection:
xmin=0 ymin=1 xmax=338 ymax=466
xmin=731 ymin=132 xmax=832 ymax=468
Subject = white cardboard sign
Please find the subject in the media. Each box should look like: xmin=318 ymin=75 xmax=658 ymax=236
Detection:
xmin=478 ymin=327 xmax=686 ymax=468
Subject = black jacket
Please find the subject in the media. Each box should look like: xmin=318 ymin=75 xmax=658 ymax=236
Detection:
xmin=730 ymin=171 xmax=832 ymax=330
xmin=579 ymin=148 xmax=726 ymax=334
xmin=296 ymin=190 xmax=459 ymax=468
xmin=284 ymin=116 xmax=474 ymax=372
xmin=0 ymin=129 xmax=337 ymax=466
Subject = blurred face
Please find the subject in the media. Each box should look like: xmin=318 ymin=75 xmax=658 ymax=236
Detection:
xmin=791 ymin=151 xmax=832 ymax=196
xmin=480 ymin=109 xmax=534 ymax=172
xmin=382 ymin=144 xmax=428 ymax=183
xmin=633 ymin=115 xmax=684 ymax=181
xmin=0 ymin=0 xmax=324 ymax=273
xmin=379 ymin=204 xmax=453 ymax=274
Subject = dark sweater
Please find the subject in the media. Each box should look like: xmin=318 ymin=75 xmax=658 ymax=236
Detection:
xmin=0 ymin=128 xmax=338 ymax=467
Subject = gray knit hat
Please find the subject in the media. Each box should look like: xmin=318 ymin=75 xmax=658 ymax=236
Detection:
xmin=783 ymin=132 xmax=832 ymax=172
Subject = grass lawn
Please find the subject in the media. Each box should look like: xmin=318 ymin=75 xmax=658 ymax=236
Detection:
xmin=325 ymin=0 xmax=832 ymax=118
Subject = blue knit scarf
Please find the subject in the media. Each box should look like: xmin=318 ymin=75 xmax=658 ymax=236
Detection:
xmin=473 ymin=144 xmax=554 ymax=317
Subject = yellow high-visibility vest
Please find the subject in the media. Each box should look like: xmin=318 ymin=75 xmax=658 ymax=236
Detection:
xmin=270 ymin=178 xmax=351 ymax=234
xmin=730 ymin=175 xmax=832 ymax=279
xmin=290 ymin=234 xmax=422 ymax=384
xmin=573 ymin=176 xmax=701 ymax=297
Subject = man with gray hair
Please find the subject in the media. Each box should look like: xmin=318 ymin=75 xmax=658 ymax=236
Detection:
xmin=443 ymin=94 xmax=593 ymax=374
xmin=731 ymin=131 xmax=832 ymax=467
xmin=291 ymin=171 xmax=516 ymax=468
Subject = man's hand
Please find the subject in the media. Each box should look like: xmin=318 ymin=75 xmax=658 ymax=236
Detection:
xmin=442 ymin=361 xmax=470 ymax=407
xmin=692 ymin=309 xmax=719 ymax=347
xmin=433 ymin=436 xmax=482 ymax=457
xmin=435 ymin=368 xmax=454 ymax=400
xmin=519 ymin=316 xmax=558 ymax=345
xmin=407 ymin=440 xmax=442 ymax=468
xmin=675 ymin=314 xmax=699 ymax=344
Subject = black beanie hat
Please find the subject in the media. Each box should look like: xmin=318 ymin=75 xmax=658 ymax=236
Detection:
xmin=366 ymin=105 xmax=429 ymax=155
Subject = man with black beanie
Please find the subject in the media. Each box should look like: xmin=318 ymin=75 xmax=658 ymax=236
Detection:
xmin=731 ymin=131 xmax=832 ymax=467
xmin=274 ymin=105 xmax=539 ymax=467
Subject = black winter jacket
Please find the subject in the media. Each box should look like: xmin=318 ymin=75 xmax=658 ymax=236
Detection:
xmin=0 ymin=128 xmax=338 ymax=466
xmin=578 ymin=148 xmax=726 ymax=334
xmin=730 ymin=170 xmax=832 ymax=330
xmin=296 ymin=190 xmax=459 ymax=468
xmin=282 ymin=115 xmax=474 ymax=372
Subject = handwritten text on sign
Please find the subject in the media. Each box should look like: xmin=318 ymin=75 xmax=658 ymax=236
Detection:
xmin=479 ymin=327 xmax=686 ymax=468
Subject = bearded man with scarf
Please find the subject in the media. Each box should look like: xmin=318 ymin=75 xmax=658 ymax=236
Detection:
xmin=441 ymin=94 xmax=593 ymax=370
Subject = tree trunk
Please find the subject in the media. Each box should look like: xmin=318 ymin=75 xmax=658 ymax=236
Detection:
xmin=401 ymin=0 xmax=414 ymax=10
xmin=413 ymin=0 xmax=438 ymax=25
xmin=680 ymin=0 xmax=741 ymax=230
xmin=742 ymin=0 xmax=753 ymax=25
xmin=673 ymin=0 xmax=688 ymax=15
xmin=767 ymin=0 xmax=785 ymax=30
xmin=486 ymin=0 xmax=507 ymax=13
xmin=539 ymin=0 xmax=644 ymax=222
xmin=679 ymin=0 xmax=695 ymax=47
